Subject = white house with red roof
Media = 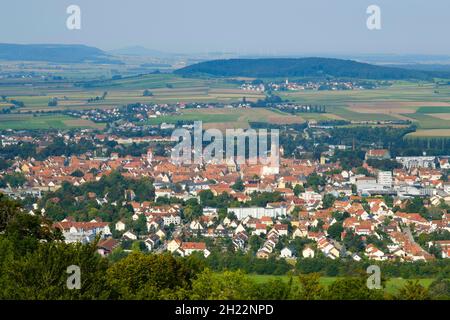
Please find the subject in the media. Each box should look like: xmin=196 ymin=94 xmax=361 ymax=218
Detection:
xmin=53 ymin=219 xmax=111 ymax=243
xmin=178 ymin=242 xmax=210 ymax=258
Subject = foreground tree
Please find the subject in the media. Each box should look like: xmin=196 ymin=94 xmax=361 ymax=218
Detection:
xmin=106 ymin=252 xmax=195 ymax=299
xmin=0 ymin=238 xmax=110 ymax=299
xmin=293 ymin=273 xmax=326 ymax=300
xmin=396 ymin=280 xmax=430 ymax=300
xmin=324 ymin=276 xmax=385 ymax=300
xmin=428 ymin=277 xmax=450 ymax=300
xmin=190 ymin=269 xmax=256 ymax=300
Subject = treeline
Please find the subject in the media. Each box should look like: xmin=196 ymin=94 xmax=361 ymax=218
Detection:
xmin=201 ymin=250 xmax=450 ymax=279
xmin=283 ymin=105 xmax=327 ymax=114
xmin=174 ymin=57 xmax=445 ymax=80
xmin=252 ymin=93 xmax=286 ymax=107
xmin=0 ymin=136 xmax=167 ymax=163
xmin=39 ymin=171 xmax=155 ymax=222
xmin=0 ymin=137 xmax=96 ymax=161
xmin=314 ymin=126 xmax=450 ymax=157
xmin=205 ymin=251 xmax=292 ymax=275
xmin=326 ymin=126 xmax=415 ymax=150
xmin=252 ymin=125 xmax=450 ymax=160
xmin=249 ymin=122 xmax=308 ymax=131
xmin=404 ymin=137 xmax=450 ymax=153
xmin=316 ymin=120 xmax=351 ymax=126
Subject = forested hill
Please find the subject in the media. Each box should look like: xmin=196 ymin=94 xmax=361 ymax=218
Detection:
xmin=175 ymin=57 xmax=447 ymax=80
xmin=0 ymin=43 xmax=120 ymax=64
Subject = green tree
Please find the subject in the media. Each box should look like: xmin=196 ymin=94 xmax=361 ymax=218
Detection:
xmin=428 ymin=278 xmax=450 ymax=300
xmin=190 ymin=269 xmax=256 ymax=300
xmin=2 ymin=172 xmax=26 ymax=188
xmin=293 ymin=273 xmax=325 ymax=300
xmin=322 ymin=194 xmax=336 ymax=209
xmin=327 ymin=222 xmax=343 ymax=240
xmin=306 ymin=173 xmax=326 ymax=192
xmin=249 ymin=235 xmax=263 ymax=254
xmin=71 ymin=169 xmax=84 ymax=177
xmin=199 ymin=189 xmax=215 ymax=205
xmin=143 ymin=89 xmax=153 ymax=97
xmin=0 ymin=240 xmax=110 ymax=299
xmin=396 ymin=280 xmax=430 ymax=300
xmin=106 ymin=252 xmax=195 ymax=299
xmin=325 ymin=276 xmax=384 ymax=300
xmin=293 ymin=184 xmax=304 ymax=196
xmin=253 ymin=278 xmax=293 ymax=300
xmin=231 ymin=178 xmax=245 ymax=192
xmin=0 ymin=193 xmax=22 ymax=231
xmin=132 ymin=214 xmax=147 ymax=236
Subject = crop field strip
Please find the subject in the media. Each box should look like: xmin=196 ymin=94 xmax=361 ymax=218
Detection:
xmin=1 ymin=74 xmax=450 ymax=134
xmin=0 ymin=114 xmax=104 ymax=130
xmin=144 ymin=108 xmax=306 ymax=129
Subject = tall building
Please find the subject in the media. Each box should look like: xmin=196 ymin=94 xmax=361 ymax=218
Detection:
xmin=395 ymin=156 xmax=436 ymax=169
xmin=365 ymin=149 xmax=391 ymax=160
xmin=377 ymin=171 xmax=393 ymax=187
xmin=147 ymin=148 xmax=153 ymax=163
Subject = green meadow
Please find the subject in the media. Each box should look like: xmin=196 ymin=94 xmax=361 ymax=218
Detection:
xmin=2 ymin=71 xmax=450 ymax=136
xmin=416 ymin=106 xmax=450 ymax=113
xmin=248 ymin=274 xmax=435 ymax=295
xmin=144 ymin=108 xmax=305 ymax=129
xmin=405 ymin=113 xmax=450 ymax=129
xmin=0 ymin=114 xmax=104 ymax=130
xmin=278 ymin=82 xmax=450 ymax=105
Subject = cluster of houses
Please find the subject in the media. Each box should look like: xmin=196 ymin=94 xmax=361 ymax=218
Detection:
xmin=53 ymin=217 xmax=111 ymax=244
xmin=238 ymin=79 xmax=368 ymax=93
xmin=267 ymin=79 xmax=366 ymax=91
xmin=51 ymin=190 xmax=449 ymax=262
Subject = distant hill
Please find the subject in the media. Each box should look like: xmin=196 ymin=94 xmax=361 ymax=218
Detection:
xmin=175 ymin=57 xmax=449 ymax=80
xmin=0 ymin=43 xmax=121 ymax=64
xmin=109 ymin=46 xmax=173 ymax=58
xmin=385 ymin=64 xmax=450 ymax=73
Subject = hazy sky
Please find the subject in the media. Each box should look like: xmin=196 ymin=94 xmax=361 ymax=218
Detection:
xmin=0 ymin=0 xmax=449 ymax=55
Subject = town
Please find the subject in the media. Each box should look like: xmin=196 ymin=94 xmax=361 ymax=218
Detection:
xmin=1 ymin=124 xmax=449 ymax=265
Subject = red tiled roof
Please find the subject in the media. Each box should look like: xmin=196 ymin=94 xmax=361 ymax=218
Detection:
xmin=181 ymin=242 xmax=206 ymax=250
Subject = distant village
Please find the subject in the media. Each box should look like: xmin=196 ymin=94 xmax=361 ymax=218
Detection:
xmin=240 ymin=79 xmax=384 ymax=92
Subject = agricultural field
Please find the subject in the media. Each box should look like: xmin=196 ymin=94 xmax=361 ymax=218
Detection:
xmin=276 ymin=81 xmax=450 ymax=135
xmin=403 ymin=113 xmax=450 ymax=129
xmin=0 ymin=58 xmax=176 ymax=81
xmin=248 ymin=274 xmax=435 ymax=295
xmin=2 ymin=71 xmax=450 ymax=136
xmin=405 ymin=129 xmax=450 ymax=139
xmin=416 ymin=106 xmax=450 ymax=113
xmin=0 ymin=114 xmax=104 ymax=130
xmin=146 ymin=107 xmax=305 ymax=129
xmin=279 ymin=82 xmax=450 ymax=106
xmin=0 ymin=73 xmax=264 ymax=113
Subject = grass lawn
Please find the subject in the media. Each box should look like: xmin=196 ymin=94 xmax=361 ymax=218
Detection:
xmin=0 ymin=114 xmax=104 ymax=130
xmin=416 ymin=106 xmax=450 ymax=113
xmin=145 ymin=108 xmax=305 ymax=129
xmin=247 ymin=274 xmax=435 ymax=294
xmin=405 ymin=113 xmax=450 ymax=129
xmin=332 ymin=107 xmax=399 ymax=121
